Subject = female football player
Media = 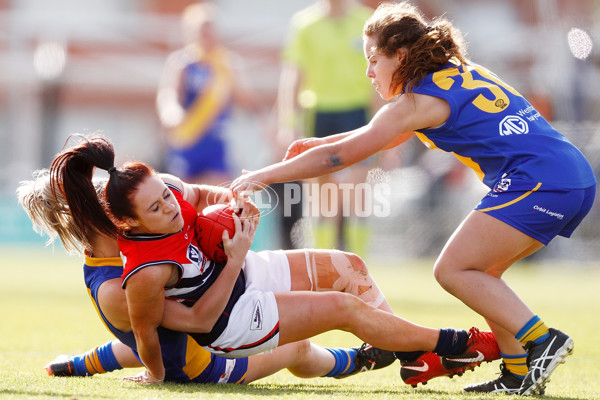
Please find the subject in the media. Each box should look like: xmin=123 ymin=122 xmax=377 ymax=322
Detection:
xmin=230 ymin=2 xmax=596 ymax=396
xmin=48 ymin=133 xmax=496 ymax=385
xmin=18 ymin=168 xmax=396 ymax=384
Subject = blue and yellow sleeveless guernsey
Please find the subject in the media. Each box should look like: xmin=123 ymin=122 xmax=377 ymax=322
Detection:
xmin=166 ymin=45 xmax=234 ymax=178
xmin=119 ymin=184 xmax=246 ymax=346
xmin=169 ymin=45 xmax=233 ymax=149
xmin=83 ymin=256 xmax=248 ymax=383
xmin=410 ymin=60 xmax=596 ymax=244
xmin=411 ymin=60 xmax=595 ymax=190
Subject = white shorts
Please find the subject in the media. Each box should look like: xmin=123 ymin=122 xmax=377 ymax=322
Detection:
xmin=205 ymin=250 xmax=291 ymax=357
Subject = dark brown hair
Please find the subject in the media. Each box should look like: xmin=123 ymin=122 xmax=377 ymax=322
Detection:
xmin=49 ymin=133 xmax=153 ymax=236
xmin=105 ymin=161 xmax=153 ymax=226
xmin=364 ymin=1 xmax=468 ymax=95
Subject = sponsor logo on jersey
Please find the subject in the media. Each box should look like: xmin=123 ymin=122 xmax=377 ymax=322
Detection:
xmin=533 ymin=205 xmax=565 ymax=220
xmin=499 ymin=115 xmax=529 ymax=136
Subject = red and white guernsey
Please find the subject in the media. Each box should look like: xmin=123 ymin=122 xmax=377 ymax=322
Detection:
xmin=119 ymin=184 xmax=245 ymax=344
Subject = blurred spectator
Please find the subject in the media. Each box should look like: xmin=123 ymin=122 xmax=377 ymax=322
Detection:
xmin=276 ymin=0 xmax=381 ymax=253
xmin=156 ymin=2 xmax=259 ymax=186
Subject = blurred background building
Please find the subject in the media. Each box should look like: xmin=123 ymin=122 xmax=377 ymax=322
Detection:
xmin=1 ymin=0 xmax=599 ymax=262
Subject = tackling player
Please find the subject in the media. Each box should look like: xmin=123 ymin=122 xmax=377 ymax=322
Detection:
xmin=230 ymin=2 xmax=596 ymax=395
xmin=18 ymin=169 xmax=395 ymax=384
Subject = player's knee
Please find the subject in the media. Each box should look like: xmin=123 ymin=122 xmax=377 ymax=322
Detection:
xmin=308 ymin=250 xmax=384 ymax=307
xmin=332 ymin=251 xmax=369 ymax=290
xmin=286 ymin=340 xmax=321 ymax=378
xmin=433 ymin=258 xmax=466 ymax=294
xmin=342 ymin=252 xmax=385 ymax=307
xmin=433 ymin=259 xmax=452 ymax=290
xmin=329 ymin=292 xmax=363 ymax=325
xmin=343 ymin=294 xmax=368 ymax=325
xmin=344 ymin=252 xmax=367 ymax=272
xmin=293 ymin=339 xmax=313 ymax=359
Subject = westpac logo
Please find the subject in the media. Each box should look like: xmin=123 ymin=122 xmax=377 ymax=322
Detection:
xmin=499 ymin=115 xmax=529 ymax=136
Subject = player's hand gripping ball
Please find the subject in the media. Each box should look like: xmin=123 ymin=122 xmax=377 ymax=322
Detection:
xmin=196 ymin=204 xmax=237 ymax=263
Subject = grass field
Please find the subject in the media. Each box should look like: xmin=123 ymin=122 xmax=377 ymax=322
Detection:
xmin=0 ymin=245 xmax=599 ymax=399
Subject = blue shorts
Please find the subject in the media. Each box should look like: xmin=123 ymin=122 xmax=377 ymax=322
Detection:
xmin=192 ymin=353 xmax=249 ymax=384
xmin=167 ymin=132 xmax=228 ymax=179
xmin=475 ymin=179 xmax=596 ymax=245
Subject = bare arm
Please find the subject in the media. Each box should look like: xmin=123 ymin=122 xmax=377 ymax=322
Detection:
xmin=161 ymin=208 xmax=258 ymax=332
xmin=232 ymin=93 xmax=449 ymax=194
xmin=161 ymin=254 xmax=243 ymax=332
xmin=159 ymin=173 xmax=232 ymax=211
xmin=124 ymin=264 xmax=174 ymax=382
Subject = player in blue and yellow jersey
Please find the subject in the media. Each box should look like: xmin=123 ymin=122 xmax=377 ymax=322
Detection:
xmin=156 ymin=3 xmax=260 ymax=186
xmin=231 ymin=2 xmax=596 ymax=396
xmin=17 ymin=169 xmax=398 ymax=385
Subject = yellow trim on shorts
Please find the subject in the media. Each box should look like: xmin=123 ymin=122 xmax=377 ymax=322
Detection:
xmin=478 ymin=182 xmax=542 ymax=212
xmin=235 ymin=372 xmax=247 ymax=384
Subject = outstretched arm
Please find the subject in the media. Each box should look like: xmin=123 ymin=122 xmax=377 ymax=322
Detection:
xmin=231 ymin=93 xmax=450 ymax=195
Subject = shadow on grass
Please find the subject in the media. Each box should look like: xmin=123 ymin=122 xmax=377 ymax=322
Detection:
xmin=147 ymin=382 xmax=448 ymax=397
xmin=0 ymin=388 xmax=116 ymax=398
xmin=0 ymin=382 xmax=590 ymax=400
xmin=148 ymin=381 xmax=592 ymax=400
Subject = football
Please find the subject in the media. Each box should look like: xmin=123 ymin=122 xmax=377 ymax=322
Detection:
xmin=196 ymin=203 xmax=237 ymax=263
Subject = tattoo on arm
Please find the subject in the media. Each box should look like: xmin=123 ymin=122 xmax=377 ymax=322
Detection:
xmin=329 ymin=155 xmax=343 ymax=168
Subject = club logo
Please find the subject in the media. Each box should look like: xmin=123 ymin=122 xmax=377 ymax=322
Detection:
xmin=499 ymin=115 xmax=529 ymax=136
xmin=187 ymin=244 xmax=200 ymax=263
xmin=494 ymin=178 xmax=512 ymax=192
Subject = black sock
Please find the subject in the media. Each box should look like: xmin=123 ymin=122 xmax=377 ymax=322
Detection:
xmin=393 ymin=351 xmax=425 ymax=362
xmin=433 ymin=328 xmax=468 ymax=356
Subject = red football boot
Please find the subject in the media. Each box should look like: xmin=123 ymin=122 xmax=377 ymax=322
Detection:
xmin=400 ymin=351 xmax=480 ymax=387
xmin=441 ymin=327 xmax=500 ymax=370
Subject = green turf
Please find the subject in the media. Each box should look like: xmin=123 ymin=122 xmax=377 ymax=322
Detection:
xmin=0 ymin=245 xmax=599 ymax=399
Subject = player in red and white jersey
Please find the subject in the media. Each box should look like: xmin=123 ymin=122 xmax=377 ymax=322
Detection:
xmin=119 ymin=183 xmax=248 ymax=348
xmin=19 ymin=168 xmax=399 ymax=384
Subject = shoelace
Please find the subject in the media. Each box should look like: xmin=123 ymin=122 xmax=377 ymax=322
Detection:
xmin=358 ymin=343 xmax=370 ymax=353
xmin=498 ymin=362 xmax=509 ymax=376
xmin=468 ymin=326 xmax=496 ymax=344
